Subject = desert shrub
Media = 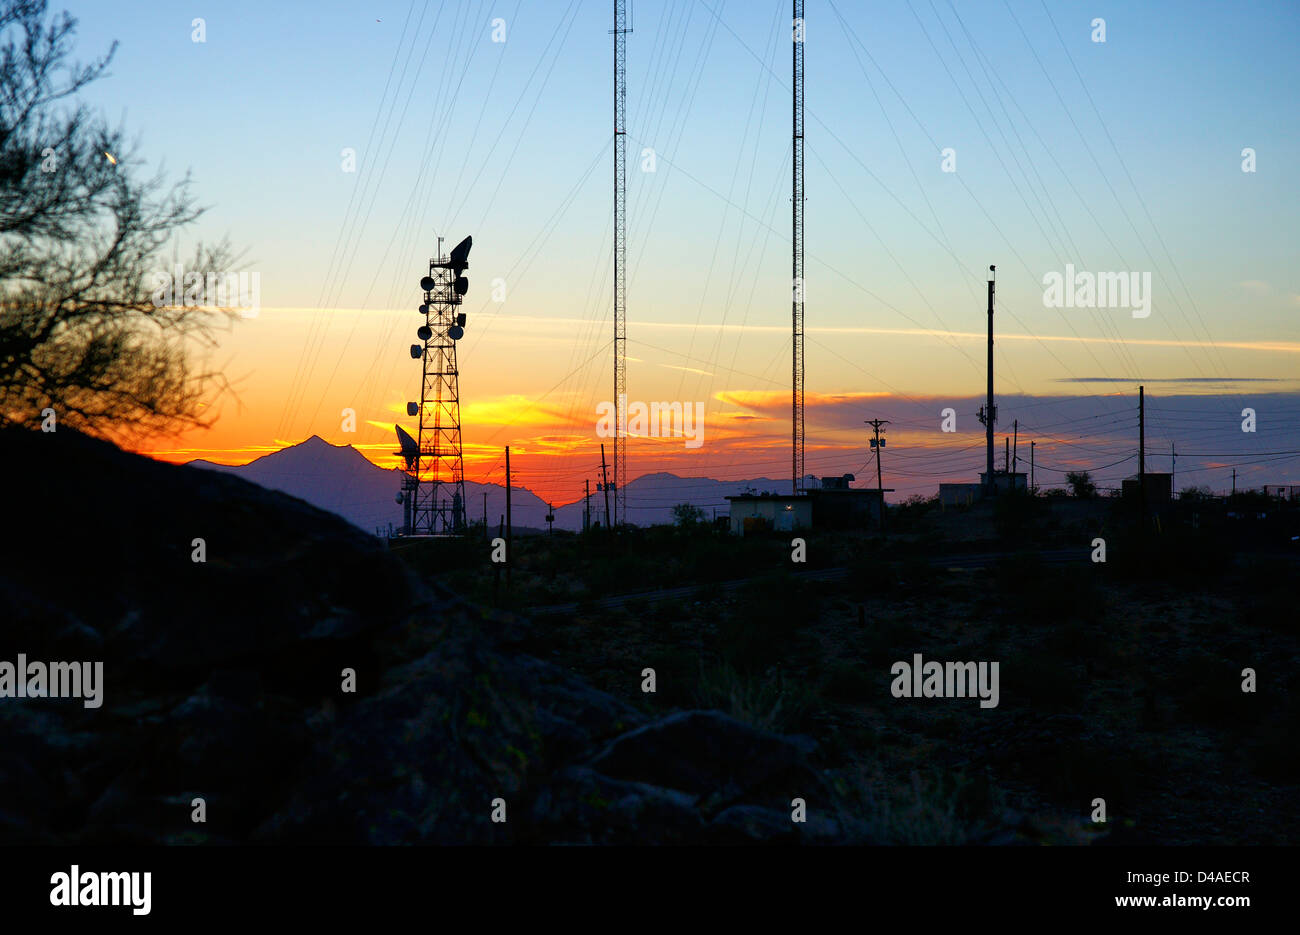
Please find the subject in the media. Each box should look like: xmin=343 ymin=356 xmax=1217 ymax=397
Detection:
xmin=694 ymin=663 xmax=816 ymax=733
xmin=833 ymin=766 xmax=1007 ymax=845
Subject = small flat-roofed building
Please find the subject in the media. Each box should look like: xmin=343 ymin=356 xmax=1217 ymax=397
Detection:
xmin=725 ymin=493 xmax=812 ymax=536
xmin=939 ymin=472 xmax=1026 ymax=506
xmin=1122 ymin=472 xmax=1171 ymax=505
xmin=939 ymin=483 xmax=984 ymax=507
xmin=979 ymin=471 xmax=1028 ymax=495
xmin=806 ymin=479 xmax=891 ymax=528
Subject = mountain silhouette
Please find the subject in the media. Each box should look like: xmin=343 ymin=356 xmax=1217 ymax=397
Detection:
xmin=190 ymin=438 xmax=795 ymax=532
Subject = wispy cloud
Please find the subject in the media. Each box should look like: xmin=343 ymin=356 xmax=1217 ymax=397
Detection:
xmin=484 ymin=314 xmax=1300 ymax=355
xmin=1056 ymin=377 xmax=1287 ymax=384
xmin=716 ymin=389 xmax=889 ymax=410
xmin=658 ymin=362 xmax=713 ymax=377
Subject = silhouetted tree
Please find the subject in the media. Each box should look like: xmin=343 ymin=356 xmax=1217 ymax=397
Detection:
xmin=0 ymin=0 xmax=237 ymax=439
xmin=1065 ymin=471 xmax=1097 ymax=499
xmin=671 ymin=503 xmax=706 ymax=528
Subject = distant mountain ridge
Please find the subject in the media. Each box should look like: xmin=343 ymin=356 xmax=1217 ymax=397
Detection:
xmin=187 ymin=437 xmax=793 ymax=533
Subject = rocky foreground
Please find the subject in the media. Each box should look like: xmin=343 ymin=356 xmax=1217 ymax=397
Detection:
xmin=0 ymin=427 xmax=859 ymax=844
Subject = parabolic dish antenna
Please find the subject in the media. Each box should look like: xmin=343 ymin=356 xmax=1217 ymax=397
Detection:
xmin=393 ymin=424 xmax=419 ymax=468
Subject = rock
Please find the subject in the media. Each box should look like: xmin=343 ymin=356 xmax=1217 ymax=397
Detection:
xmin=588 ymin=710 xmax=826 ymax=810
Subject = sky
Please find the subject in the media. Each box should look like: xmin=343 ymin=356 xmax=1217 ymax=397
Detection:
xmin=60 ymin=0 xmax=1300 ymax=506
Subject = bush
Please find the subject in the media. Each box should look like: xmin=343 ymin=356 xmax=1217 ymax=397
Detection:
xmin=694 ymin=663 xmax=816 ymax=733
xmin=1066 ymin=471 xmax=1097 ymax=499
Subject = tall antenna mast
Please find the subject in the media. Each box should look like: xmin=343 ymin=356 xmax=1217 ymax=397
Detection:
xmin=792 ymin=0 xmax=806 ymax=495
xmin=612 ymin=0 xmax=631 ymax=526
xmin=395 ymin=235 xmax=473 ymax=536
xmin=978 ymin=265 xmax=997 ymax=497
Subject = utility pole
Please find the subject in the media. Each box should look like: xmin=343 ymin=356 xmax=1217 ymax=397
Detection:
xmin=1171 ymin=442 xmax=1176 ymax=496
xmin=1138 ymin=385 xmax=1146 ymax=521
xmin=546 ymin=502 xmax=554 ymax=536
xmin=1030 ymin=441 xmax=1035 ymax=493
xmin=1004 ymin=437 xmax=1010 ymax=474
xmin=1232 ymin=468 xmax=1237 ymax=495
xmin=584 ymin=479 xmax=591 ymax=533
xmin=978 ymin=266 xmax=997 ymax=497
xmin=865 ymin=418 xmax=890 ymax=532
xmin=1012 ymin=419 xmax=1018 ymax=473
xmin=600 ymin=443 xmax=612 ymax=530
xmin=505 ymin=446 xmax=512 ymax=589
xmin=791 ymin=0 xmax=806 ymax=496
xmin=612 ymin=0 xmax=631 ymax=528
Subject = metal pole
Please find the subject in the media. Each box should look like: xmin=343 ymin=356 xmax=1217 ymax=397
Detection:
xmin=983 ymin=268 xmax=996 ymax=496
xmin=1139 ymin=385 xmax=1145 ymax=520
xmin=612 ymin=0 xmax=629 ymax=527
xmin=505 ymin=446 xmax=512 ymax=589
xmin=792 ymin=0 xmax=806 ymax=496
xmin=865 ymin=418 xmax=890 ymax=533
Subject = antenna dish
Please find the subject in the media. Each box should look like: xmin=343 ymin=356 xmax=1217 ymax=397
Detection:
xmin=454 ymin=276 xmax=468 ymax=295
xmin=406 ymin=402 xmax=418 ymax=416
xmin=417 ymin=325 xmax=432 ymax=341
xmin=419 ymin=304 xmax=428 ymax=314
xmin=420 ymin=276 xmax=435 ymax=291
xmin=409 ymin=344 xmax=422 ymax=359
xmin=395 ymin=492 xmax=404 ymax=504
xmin=433 ymin=235 xmax=472 ymax=274
xmin=448 ymin=325 xmax=464 ymax=341
xmin=393 ymin=424 xmax=419 ymax=468
xmin=449 ymin=235 xmax=471 ymax=273
xmin=456 ymin=312 xmax=467 ymax=327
